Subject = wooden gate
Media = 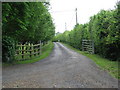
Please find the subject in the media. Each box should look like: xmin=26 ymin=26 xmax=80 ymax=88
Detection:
xmin=82 ymin=39 xmax=94 ymax=54
xmin=15 ymin=41 xmax=42 ymax=61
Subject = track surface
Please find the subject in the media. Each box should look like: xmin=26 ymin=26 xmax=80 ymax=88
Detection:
xmin=3 ymin=42 xmax=118 ymax=88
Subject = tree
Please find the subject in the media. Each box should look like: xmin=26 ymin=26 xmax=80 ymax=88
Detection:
xmin=54 ymin=3 xmax=120 ymax=61
xmin=2 ymin=2 xmax=55 ymax=62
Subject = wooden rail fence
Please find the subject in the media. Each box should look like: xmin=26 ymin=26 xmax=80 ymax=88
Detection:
xmin=15 ymin=41 xmax=42 ymax=61
xmin=82 ymin=39 xmax=94 ymax=54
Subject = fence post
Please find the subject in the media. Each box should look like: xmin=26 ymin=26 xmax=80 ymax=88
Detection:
xmin=22 ymin=44 xmax=24 ymax=59
xmin=35 ymin=44 xmax=37 ymax=56
xmin=26 ymin=42 xmax=28 ymax=53
xmin=16 ymin=44 xmax=19 ymax=55
xmin=38 ymin=44 xmax=40 ymax=55
xmin=40 ymin=41 xmax=42 ymax=55
xmin=20 ymin=44 xmax=22 ymax=54
xmin=87 ymin=41 xmax=89 ymax=53
xmin=92 ymin=40 xmax=94 ymax=54
xmin=82 ymin=40 xmax=84 ymax=51
xmin=30 ymin=43 xmax=32 ymax=58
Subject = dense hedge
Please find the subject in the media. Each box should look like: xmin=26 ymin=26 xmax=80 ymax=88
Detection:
xmin=2 ymin=2 xmax=55 ymax=62
xmin=2 ymin=2 xmax=55 ymax=43
xmin=53 ymin=2 xmax=120 ymax=61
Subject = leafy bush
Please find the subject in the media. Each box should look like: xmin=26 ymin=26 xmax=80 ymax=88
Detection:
xmin=2 ymin=36 xmax=16 ymax=62
xmin=2 ymin=2 xmax=55 ymax=63
xmin=55 ymin=2 xmax=120 ymax=61
xmin=2 ymin=2 xmax=55 ymax=43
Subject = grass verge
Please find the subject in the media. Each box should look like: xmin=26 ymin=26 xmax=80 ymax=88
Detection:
xmin=3 ymin=42 xmax=54 ymax=66
xmin=61 ymin=42 xmax=119 ymax=79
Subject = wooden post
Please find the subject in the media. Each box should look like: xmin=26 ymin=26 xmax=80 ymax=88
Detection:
xmin=16 ymin=44 xmax=19 ymax=55
xmin=88 ymin=40 xmax=90 ymax=53
xmin=92 ymin=40 xmax=94 ymax=54
xmin=34 ymin=44 xmax=35 ymax=56
xmin=22 ymin=44 xmax=24 ymax=59
xmin=38 ymin=44 xmax=40 ymax=55
xmin=40 ymin=41 xmax=42 ymax=55
xmin=26 ymin=42 xmax=28 ymax=53
xmin=82 ymin=40 xmax=84 ymax=51
xmin=30 ymin=43 xmax=32 ymax=58
xmin=18 ymin=45 xmax=20 ymax=55
xmin=20 ymin=44 xmax=22 ymax=54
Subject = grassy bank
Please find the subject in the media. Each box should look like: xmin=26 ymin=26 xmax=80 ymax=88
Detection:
xmin=3 ymin=42 xmax=54 ymax=66
xmin=61 ymin=42 xmax=119 ymax=79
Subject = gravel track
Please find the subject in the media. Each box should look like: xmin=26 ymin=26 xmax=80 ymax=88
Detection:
xmin=2 ymin=42 xmax=118 ymax=88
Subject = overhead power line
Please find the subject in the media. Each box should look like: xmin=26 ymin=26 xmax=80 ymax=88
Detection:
xmin=50 ymin=9 xmax=75 ymax=13
xmin=67 ymin=12 xmax=75 ymax=30
xmin=67 ymin=8 xmax=78 ymax=30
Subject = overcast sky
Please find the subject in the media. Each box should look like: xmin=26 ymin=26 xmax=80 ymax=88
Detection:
xmin=49 ymin=0 xmax=118 ymax=33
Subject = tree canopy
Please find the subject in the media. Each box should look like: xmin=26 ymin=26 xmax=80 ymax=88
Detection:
xmin=2 ymin=2 xmax=55 ymax=62
xmin=2 ymin=2 xmax=55 ymax=43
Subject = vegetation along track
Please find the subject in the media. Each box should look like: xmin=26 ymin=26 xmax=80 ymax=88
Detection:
xmin=3 ymin=42 xmax=118 ymax=88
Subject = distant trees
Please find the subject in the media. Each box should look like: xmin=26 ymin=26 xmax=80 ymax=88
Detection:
xmin=2 ymin=2 xmax=55 ymax=62
xmin=53 ymin=2 xmax=120 ymax=61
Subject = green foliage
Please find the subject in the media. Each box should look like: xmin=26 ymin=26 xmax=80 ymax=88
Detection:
xmin=3 ymin=42 xmax=54 ymax=66
xmin=55 ymin=2 xmax=120 ymax=61
xmin=2 ymin=2 xmax=55 ymax=43
xmin=2 ymin=36 xmax=16 ymax=62
xmin=2 ymin=2 xmax=55 ymax=62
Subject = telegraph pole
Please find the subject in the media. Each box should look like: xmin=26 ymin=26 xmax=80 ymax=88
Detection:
xmin=75 ymin=8 xmax=78 ymax=25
